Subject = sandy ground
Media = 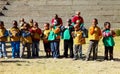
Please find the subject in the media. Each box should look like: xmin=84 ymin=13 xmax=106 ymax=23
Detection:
xmin=0 ymin=37 xmax=120 ymax=74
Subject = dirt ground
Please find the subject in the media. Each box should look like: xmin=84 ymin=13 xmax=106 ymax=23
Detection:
xmin=0 ymin=37 xmax=120 ymax=74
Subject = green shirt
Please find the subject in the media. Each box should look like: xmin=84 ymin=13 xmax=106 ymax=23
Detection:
xmin=62 ymin=26 xmax=73 ymax=40
xmin=102 ymin=29 xmax=115 ymax=47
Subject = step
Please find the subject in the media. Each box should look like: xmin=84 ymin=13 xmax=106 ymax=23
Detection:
xmin=3 ymin=9 xmax=120 ymax=17
xmin=3 ymin=10 xmax=74 ymax=17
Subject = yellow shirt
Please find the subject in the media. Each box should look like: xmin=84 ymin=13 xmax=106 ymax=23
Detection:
xmin=43 ymin=29 xmax=50 ymax=43
xmin=73 ymin=30 xmax=85 ymax=45
xmin=10 ymin=27 xmax=20 ymax=41
xmin=20 ymin=29 xmax=32 ymax=44
xmin=88 ymin=26 xmax=102 ymax=41
xmin=0 ymin=28 xmax=7 ymax=42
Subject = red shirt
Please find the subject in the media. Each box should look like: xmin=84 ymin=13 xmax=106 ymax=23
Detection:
xmin=72 ymin=16 xmax=84 ymax=24
xmin=30 ymin=27 xmax=42 ymax=41
xmin=51 ymin=18 xmax=63 ymax=25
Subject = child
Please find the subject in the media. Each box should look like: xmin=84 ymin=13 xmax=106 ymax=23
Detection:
xmin=0 ymin=21 xmax=8 ymax=59
xmin=43 ymin=23 xmax=51 ymax=57
xmin=9 ymin=20 xmax=21 ymax=58
xmin=19 ymin=18 xmax=25 ymax=27
xmin=75 ymin=20 xmax=88 ymax=38
xmin=102 ymin=22 xmax=115 ymax=61
xmin=62 ymin=19 xmax=74 ymax=58
xmin=72 ymin=25 xmax=85 ymax=60
xmin=85 ymin=18 xmax=102 ymax=61
xmin=20 ymin=23 xmax=32 ymax=58
xmin=30 ymin=22 xmax=42 ymax=58
xmin=48 ymin=19 xmax=61 ymax=59
xmin=29 ymin=19 xmax=34 ymax=28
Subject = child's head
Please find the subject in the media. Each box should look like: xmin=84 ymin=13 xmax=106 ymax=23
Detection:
xmin=0 ymin=21 xmax=4 ymax=28
xmin=33 ymin=22 xmax=38 ymax=28
xmin=12 ymin=20 xmax=18 ymax=27
xmin=44 ymin=23 xmax=50 ymax=30
xmin=23 ymin=23 xmax=29 ymax=30
xmin=74 ymin=25 xmax=80 ymax=31
xmin=92 ymin=18 xmax=98 ymax=27
xmin=29 ymin=19 xmax=33 ymax=23
xmin=104 ymin=22 xmax=111 ymax=29
xmin=54 ymin=14 xmax=58 ymax=19
xmin=66 ymin=19 xmax=72 ymax=26
xmin=76 ymin=20 xmax=81 ymax=25
xmin=19 ymin=18 xmax=25 ymax=22
xmin=75 ymin=11 xmax=80 ymax=17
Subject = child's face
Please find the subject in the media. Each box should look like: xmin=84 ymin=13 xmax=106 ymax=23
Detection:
xmin=33 ymin=22 xmax=38 ymax=28
xmin=92 ymin=19 xmax=97 ymax=26
xmin=66 ymin=22 xmax=71 ymax=26
xmin=0 ymin=25 xmax=2 ymax=29
xmin=44 ymin=24 xmax=49 ymax=30
xmin=13 ymin=21 xmax=17 ymax=27
xmin=74 ymin=26 xmax=79 ymax=31
xmin=105 ymin=24 xmax=110 ymax=29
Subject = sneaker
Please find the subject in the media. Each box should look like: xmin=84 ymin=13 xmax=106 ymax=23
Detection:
xmin=54 ymin=57 xmax=57 ymax=59
xmin=4 ymin=57 xmax=8 ymax=59
xmin=12 ymin=57 xmax=15 ymax=59
xmin=111 ymin=60 xmax=114 ymax=62
xmin=85 ymin=58 xmax=89 ymax=61
xmin=73 ymin=58 xmax=77 ymax=60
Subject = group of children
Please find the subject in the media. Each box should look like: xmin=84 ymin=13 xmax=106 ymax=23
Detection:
xmin=0 ymin=16 xmax=115 ymax=61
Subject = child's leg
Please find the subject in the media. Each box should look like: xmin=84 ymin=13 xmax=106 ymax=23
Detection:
xmin=43 ymin=42 xmax=48 ymax=56
xmin=20 ymin=44 xmax=25 ymax=58
xmin=73 ymin=45 xmax=78 ymax=60
xmin=86 ymin=40 xmax=94 ymax=60
xmin=16 ymin=41 xmax=20 ymax=58
xmin=104 ymin=46 xmax=108 ymax=60
xmin=78 ymin=45 xmax=82 ymax=59
xmin=109 ymin=46 xmax=113 ymax=60
xmin=64 ymin=40 xmax=68 ymax=58
xmin=55 ymin=41 xmax=59 ymax=58
xmin=68 ymin=41 xmax=73 ymax=58
xmin=1 ymin=42 xmax=7 ymax=57
xmin=57 ymin=41 xmax=60 ymax=57
xmin=35 ymin=42 xmax=39 ymax=57
xmin=50 ymin=42 xmax=55 ymax=58
xmin=93 ymin=41 xmax=98 ymax=60
xmin=48 ymin=42 xmax=51 ymax=57
xmin=0 ymin=42 xmax=3 ymax=58
xmin=11 ymin=42 xmax=15 ymax=58
xmin=26 ymin=43 xmax=31 ymax=58
xmin=32 ymin=42 xmax=35 ymax=57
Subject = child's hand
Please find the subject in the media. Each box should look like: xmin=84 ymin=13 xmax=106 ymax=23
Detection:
xmin=0 ymin=36 xmax=4 ymax=38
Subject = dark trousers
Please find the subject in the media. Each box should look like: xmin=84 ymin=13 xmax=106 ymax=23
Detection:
xmin=104 ymin=46 xmax=113 ymax=60
xmin=43 ymin=42 xmax=51 ymax=57
xmin=86 ymin=40 xmax=98 ymax=60
xmin=32 ymin=41 xmax=40 ymax=57
xmin=64 ymin=40 xmax=73 ymax=58
xmin=20 ymin=43 xmax=31 ymax=58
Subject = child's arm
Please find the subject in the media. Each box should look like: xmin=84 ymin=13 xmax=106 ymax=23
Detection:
xmin=99 ymin=29 xmax=102 ymax=39
xmin=111 ymin=30 xmax=116 ymax=37
xmin=8 ymin=30 xmax=12 ymax=37
xmin=89 ymin=27 xmax=95 ymax=35
xmin=4 ymin=30 xmax=9 ymax=37
xmin=22 ymin=31 xmax=31 ymax=37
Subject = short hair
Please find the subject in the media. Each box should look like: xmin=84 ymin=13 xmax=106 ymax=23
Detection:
xmin=44 ymin=23 xmax=50 ymax=27
xmin=93 ymin=18 xmax=98 ymax=24
xmin=104 ymin=22 xmax=111 ymax=27
xmin=0 ymin=21 xmax=4 ymax=26
xmin=13 ymin=20 xmax=18 ymax=26
xmin=67 ymin=19 xmax=72 ymax=23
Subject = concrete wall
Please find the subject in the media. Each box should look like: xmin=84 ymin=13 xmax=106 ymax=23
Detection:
xmin=1 ymin=0 xmax=120 ymax=28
